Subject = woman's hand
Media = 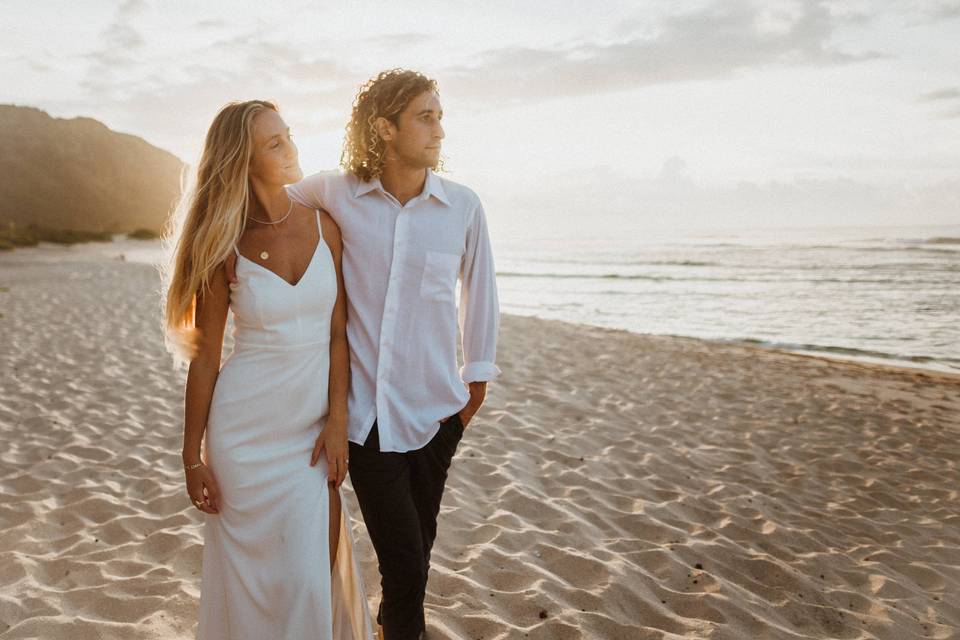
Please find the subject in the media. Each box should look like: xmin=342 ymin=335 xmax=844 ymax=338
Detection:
xmin=311 ymin=421 xmax=349 ymax=489
xmin=185 ymin=463 xmax=222 ymax=514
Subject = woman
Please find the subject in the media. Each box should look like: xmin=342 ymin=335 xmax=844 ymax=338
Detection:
xmin=161 ymin=100 xmax=374 ymax=639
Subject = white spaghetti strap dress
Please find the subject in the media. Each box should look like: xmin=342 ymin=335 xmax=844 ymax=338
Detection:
xmin=196 ymin=210 xmax=375 ymax=639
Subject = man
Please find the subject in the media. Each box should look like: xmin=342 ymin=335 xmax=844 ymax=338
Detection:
xmin=228 ymin=69 xmax=500 ymax=639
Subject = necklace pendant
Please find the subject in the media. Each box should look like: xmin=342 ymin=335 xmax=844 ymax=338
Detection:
xmin=259 ymin=250 xmax=269 ymax=260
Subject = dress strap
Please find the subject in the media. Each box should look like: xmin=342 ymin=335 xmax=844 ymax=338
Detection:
xmin=232 ymin=244 xmax=240 ymax=257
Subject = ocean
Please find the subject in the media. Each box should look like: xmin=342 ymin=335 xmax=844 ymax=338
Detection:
xmin=492 ymin=224 xmax=960 ymax=374
xmin=58 ymin=223 xmax=960 ymax=374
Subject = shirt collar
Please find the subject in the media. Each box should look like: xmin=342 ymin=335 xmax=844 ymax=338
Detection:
xmin=353 ymin=170 xmax=450 ymax=207
xmin=353 ymin=176 xmax=381 ymax=198
xmin=423 ymin=170 xmax=451 ymax=206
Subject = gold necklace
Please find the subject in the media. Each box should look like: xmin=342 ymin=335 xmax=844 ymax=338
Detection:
xmin=248 ymin=197 xmax=294 ymax=260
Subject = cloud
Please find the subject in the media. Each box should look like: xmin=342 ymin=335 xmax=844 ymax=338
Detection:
xmin=103 ymin=0 xmax=147 ymax=50
xmin=902 ymin=0 xmax=960 ymax=25
xmin=70 ymin=29 xmax=363 ymax=159
xmin=83 ymin=0 xmax=147 ymax=73
xmin=69 ymin=0 xmax=888 ymax=144
xmin=931 ymin=0 xmax=960 ymax=19
xmin=79 ymin=23 xmax=354 ymax=100
xmin=195 ymin=18 xmax=228 ymax=29
xmin=488 ymin=160 xmax=960 ymax=237
xmin=362 ymin=32 xmax=435 ymax=50
xmin=442 ymin=1 xmax=884 ymax=102
xmin=917 ymin=87 xmax=960 ymax=119
xmin=918 ymin=87 xmax=960 ymax=101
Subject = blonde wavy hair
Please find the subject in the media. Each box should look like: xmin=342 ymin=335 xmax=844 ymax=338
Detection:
xmin=341 ymin=69 xmax=442 ymax=181
xmin=160 ymin=99 xmax=278 ymax=366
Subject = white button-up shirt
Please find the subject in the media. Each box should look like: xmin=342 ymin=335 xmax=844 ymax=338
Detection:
xmin=286 ymin=170 xmax=501 ymax=452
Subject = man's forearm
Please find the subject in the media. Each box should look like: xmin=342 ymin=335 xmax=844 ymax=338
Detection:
xmin=327 ymin=335 xmax=349 ymax=425
xmin=466 ymin=381 xmax=487 ymax=407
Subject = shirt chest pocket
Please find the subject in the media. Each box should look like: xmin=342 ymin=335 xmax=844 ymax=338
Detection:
xmin=419 ymin=251 xmax=461 ymax=302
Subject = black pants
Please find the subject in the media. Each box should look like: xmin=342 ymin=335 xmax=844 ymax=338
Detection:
xmin=347 ymin=414 xmax=465 ymax=640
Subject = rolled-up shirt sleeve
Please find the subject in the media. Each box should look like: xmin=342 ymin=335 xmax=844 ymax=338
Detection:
xmin=458 ymin=197 xmax=501 ymax=383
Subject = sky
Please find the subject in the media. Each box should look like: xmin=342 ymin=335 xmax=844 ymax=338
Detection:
xmin=3 ymin=0 xmax=959 ymax=240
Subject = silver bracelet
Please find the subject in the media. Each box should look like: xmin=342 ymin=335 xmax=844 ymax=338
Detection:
xmin=184 ymin=462 xmax=203 ymax=471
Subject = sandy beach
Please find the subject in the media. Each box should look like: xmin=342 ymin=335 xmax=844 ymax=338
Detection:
xmin=1 ymin=244 xmax=958 ymax=640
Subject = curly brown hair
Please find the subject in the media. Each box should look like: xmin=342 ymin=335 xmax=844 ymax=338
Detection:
xmin=341 ymin=69 xmax=443 ymax=181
